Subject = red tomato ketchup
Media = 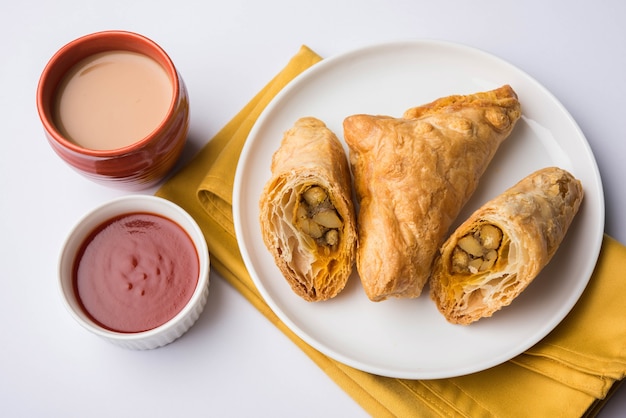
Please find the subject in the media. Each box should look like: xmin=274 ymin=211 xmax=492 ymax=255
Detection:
xmin=73 ymin=212 xmax=199 ymax=333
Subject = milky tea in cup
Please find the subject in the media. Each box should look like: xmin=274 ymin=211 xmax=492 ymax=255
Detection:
xmin=54 ymin=50 xmax=172 ymax=150
xmin=37 ymin=31 xmax=190 ymax=190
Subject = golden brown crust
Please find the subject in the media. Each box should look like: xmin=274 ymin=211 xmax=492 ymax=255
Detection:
xmin=403 ymin=84 xmax=520 ymax=125
xmin=344 ymin=85 xmax=521 ymax=301
xmin=259 ymin=117 xmax=357 ymax=301
xmin=430 ymin=167 xmax=584 ymax=324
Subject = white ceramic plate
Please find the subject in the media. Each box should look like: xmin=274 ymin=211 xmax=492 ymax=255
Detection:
xmin=233 ymin=40 xmax=604 ymax=379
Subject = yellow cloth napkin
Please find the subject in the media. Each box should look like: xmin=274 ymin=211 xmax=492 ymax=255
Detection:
xmin=156 ymin=45 xmax=626 ymax=417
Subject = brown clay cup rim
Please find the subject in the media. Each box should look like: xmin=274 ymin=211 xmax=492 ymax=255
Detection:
xmin=36 ymin=30 xmax=180 ymax=157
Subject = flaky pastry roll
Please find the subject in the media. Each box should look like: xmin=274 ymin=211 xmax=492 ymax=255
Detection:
xmin=344 ymin=85 xmax=521 ymax=301
xmin=259 ymin=117 xmax=357 ymax=301
xmin=430 ymin=167 xmax=584 ymax=325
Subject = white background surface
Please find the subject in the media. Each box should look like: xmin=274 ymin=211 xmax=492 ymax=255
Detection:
xmin=2 ymin=1 xmax=625 ymax=416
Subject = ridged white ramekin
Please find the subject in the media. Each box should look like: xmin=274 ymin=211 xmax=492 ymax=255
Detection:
xmin=58 ymin=195 xmax=210 ymax=350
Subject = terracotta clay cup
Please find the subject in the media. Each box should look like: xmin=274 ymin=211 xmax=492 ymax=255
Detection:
xmin=36 ymin=31 xmax=189 ymax=190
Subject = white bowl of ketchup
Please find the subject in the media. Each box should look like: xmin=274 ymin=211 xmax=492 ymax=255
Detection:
xmin=59 ymin=195 xmax=210 ymax=349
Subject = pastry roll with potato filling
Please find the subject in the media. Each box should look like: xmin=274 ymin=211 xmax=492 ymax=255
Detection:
xmin=259 ymin=117 xmax=357 ymax=301
xmin=430 ymin=167 xmax=584 ymax=325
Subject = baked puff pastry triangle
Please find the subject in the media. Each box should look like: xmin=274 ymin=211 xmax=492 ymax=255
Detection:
xmin=259 ymin=117 xmax=357 ymax=302
xmin=343 ymin=85 xmax=521 ymax=301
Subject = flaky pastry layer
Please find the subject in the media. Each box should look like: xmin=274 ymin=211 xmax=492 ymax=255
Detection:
xmin=430 ymin=167 xmax=584 ymax=324
xmin=259 ymin=117 xmax=357 ymax=301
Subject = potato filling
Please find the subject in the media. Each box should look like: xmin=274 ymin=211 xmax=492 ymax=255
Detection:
xmin=294 ymin=186 xmax=343 ymax=247
xmin=451 ymin=224 xmax=503 ymax=274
